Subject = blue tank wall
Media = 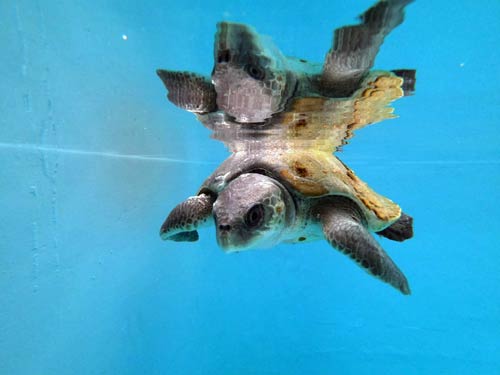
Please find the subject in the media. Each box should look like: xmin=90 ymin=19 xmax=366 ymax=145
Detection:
xmin=1 ymin=0 xmax=499 ymax=374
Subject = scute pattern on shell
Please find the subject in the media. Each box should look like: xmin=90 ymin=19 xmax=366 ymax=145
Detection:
xmin=278 ymin=150 xmax=401 ymax=231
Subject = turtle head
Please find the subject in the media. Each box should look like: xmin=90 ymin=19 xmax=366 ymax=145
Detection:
xmin=213 ymin=173 xmax=295 ymax=251
xmin=212 ymin=22 xmax=296 ymax=123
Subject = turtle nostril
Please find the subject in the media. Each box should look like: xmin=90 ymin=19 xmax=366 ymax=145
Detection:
xmin=218 ymin=224 xmax=231 ymax=232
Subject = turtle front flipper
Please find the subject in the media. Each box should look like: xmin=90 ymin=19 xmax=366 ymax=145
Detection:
xmin=156 ymin=70 xmax=217 ymax=113
xmin=377 ymin=212 xmax=413 ymax=242
xmin=314 ymin=197 xmax=410 ymax=295
xmin=320 ymin=0 xmax=413 ymax=97
xmin=160 ymin=193 xmax=216 ymax=242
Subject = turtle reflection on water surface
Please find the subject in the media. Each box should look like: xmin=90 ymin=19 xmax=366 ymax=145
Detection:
xmin=157 ymin=0 xmax=415 ymax=123
xmin=156 ymin=0 xmax=416 ymax=294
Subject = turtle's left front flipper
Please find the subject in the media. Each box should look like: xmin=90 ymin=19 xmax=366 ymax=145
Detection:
xmin=160 ymin=193 xmax=215 ymax=242
xmin=157 ymin=70 xmax=217 ymax=113
xmin=321 ymin=0 xmax=413 ymax=97
xmin=314 ymin=197 xmax=410 ymax=295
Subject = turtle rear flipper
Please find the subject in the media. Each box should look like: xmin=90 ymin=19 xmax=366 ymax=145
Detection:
xmin=160 ymin=193 xmax=215 ymax=242
xmin=320 ymin=0 xmax=413 ymax=97
xmin=391 ymin=69 xmax=416 ymax=96
xmin=157 ymin=70 xmax=217 ymax=113
xmin=377 ymin=212 xmax=413 ymax=242
xmin=315 ymin=197 xmax=410 ymax=295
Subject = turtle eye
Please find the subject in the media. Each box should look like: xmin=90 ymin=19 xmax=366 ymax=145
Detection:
xmin=246 ymin=64 xmax=265 ymax=80
xmin=218 ymin=50 xmax=231 ymax=63
xmin=245 ymin=204 xmax=265 ymax=228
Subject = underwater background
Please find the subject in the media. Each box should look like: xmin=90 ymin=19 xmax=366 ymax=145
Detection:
xmin=1 ymin=0 xmax=499 ymax=374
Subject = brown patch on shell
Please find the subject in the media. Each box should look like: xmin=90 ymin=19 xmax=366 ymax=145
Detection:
xmin=279 ymin=151 xmax=401 ymax=224
xmin=295 ymin=118 xmax=307 ymax=128
xmin=279 ymin=168 xmax=329 ymax=196
xmin=293 ymin=161 xmax=309 ymax=177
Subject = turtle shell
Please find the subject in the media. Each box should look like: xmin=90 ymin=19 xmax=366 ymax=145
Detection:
xmin=277 ymin=150 xmax=401 ymax=231
xmin=199 ymin=149 xmax=401 ymax=232
xmin=278 ymin=71 xmax=405 ymax=144
xmin=198 ymin=70 xmax=406 ymax=232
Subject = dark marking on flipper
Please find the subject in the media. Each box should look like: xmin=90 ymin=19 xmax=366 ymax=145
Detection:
xmin=160 ymin=193 xmax=216 ymax=242
xmin=321 ymin=0 xmax=413 ymax=97
xmin=377 ymin=212 xmax=413 ymax=242
xmin=391 ymin=69 xmax=416 ymax=96
xmin=156 ymin=70 xmax=217 ymax=113
xmin=315 ymin=197 xmax=410 ymax=295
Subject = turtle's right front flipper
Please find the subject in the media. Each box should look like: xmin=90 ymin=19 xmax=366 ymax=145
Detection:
xmin=156 ymin=70 xmax=217 ymax=113
xmin=160 ymin=193 xmax=216 ymax=242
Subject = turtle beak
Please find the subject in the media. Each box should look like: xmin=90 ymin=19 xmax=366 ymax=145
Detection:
xmin=216 ymin=223 xmax=233 ymax=250
xmin=216 ymin=222 xmax=247 ymax=252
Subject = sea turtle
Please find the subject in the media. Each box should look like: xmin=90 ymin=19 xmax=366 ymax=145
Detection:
xmin=160 ymin=117 xmax=413 ymax=294
xmin=157 ymin=0 xmax=414 ymax=124
xmin=156 ymin=0 xmax=416 ymax=295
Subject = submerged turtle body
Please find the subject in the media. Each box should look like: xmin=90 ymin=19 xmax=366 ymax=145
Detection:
xmin=160 ymin=95 xmax=414 ymax=295
xmin=199 ymin=148 xmax=401 ymax=234
xmin=160 ymin=126 xmax=413 ymax=294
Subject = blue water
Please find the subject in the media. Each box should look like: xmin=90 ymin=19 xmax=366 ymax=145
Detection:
xmin=1 ymin=1 xmax=499 ymax=374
